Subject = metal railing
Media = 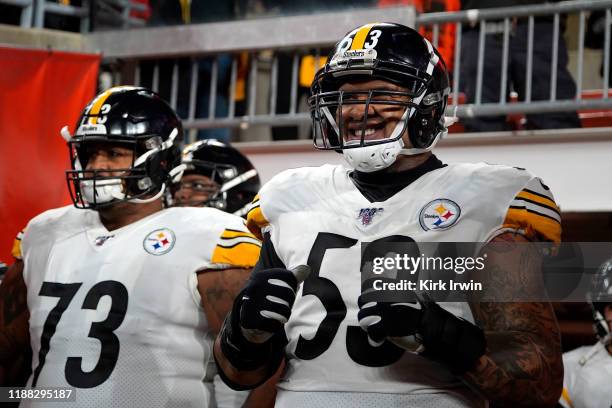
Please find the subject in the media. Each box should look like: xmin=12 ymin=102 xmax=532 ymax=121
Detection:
xmin=84 ymin=0 xmax=612 ymax=139
xmin=0 ymin=0 xmax=146 ymax=31
xmin=416 ymin=0 xmax=612 ymax=118
xmin=87 ymin=6 xmax=416 ymax=141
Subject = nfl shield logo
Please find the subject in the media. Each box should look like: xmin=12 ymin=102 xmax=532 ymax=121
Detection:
xmin=358 ymin=208 xmax=384 ymax=225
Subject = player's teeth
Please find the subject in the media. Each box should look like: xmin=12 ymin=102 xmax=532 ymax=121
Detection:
xmin=355 ymin=128 xmax=376 ymax=136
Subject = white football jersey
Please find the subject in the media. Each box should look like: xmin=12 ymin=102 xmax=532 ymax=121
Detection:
xmin=560 ymin=342 xmax=612 ymax=408
xmin=246 ymin=161 xmax=561 ymax=408
xmin=18 ymin=205 xmax=260 ymax=408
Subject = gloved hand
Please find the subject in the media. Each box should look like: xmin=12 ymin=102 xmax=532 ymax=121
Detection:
xmin=357 ymin=280 xmax=486 ymax=374
xmin=218 ymin=266 xmax=310 ymax=372
xmin=239 ymin=266 xmax=309 ymax=343
xmin=357 ymin=282 xmax=422 ymax=346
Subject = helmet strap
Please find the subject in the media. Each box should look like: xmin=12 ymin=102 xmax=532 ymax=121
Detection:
xmin=219 ymin=168 xmax=258 ymax=194
xmin=130 ymin=183 xmax=166 ymax=204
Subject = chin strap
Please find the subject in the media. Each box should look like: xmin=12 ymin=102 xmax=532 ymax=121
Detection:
xmin=129 ymin=183 xmax=166 ymax=204
xmin=129 ymin=164 xmax=187 ymax=205
xmin=399 ymin=132 xmax=441 ymax=156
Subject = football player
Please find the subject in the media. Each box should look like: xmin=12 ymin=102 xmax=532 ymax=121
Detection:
xmin=214 ymin=23 xmax=563 ymax=407
xmin=559 ymin=260 xmax=612 ymax=408
xmin=0 ymin=86 xmax=260 ymax=408
xmin=170 ymin=139 xmax=261 ymax=408
xmin=171 ymin=139 xmax=260 ymax=217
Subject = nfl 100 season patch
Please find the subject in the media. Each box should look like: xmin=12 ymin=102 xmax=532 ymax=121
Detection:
xmin=358 ymin=208 xmax=384 ymax=226
xmin=143 ymin=228 xmax=176 ymax=255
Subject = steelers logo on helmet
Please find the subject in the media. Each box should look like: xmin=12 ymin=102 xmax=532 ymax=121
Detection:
xmin=64 ymin=86 xmax=184 ymax=210
xmin=309 ymin=22 xmax=450 ymax=172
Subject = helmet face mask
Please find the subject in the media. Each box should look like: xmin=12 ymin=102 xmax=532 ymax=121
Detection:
xmin=64 ymin=87 xmax=183 ymax=210
xmin=171 ymin=139 xmax=260 ymax=216
xmin=171 ymin=162 xmax=236 ymax=209
xmin=309 ymin=23 xmax=450 ymax=171
xmin=312 ymin=87 xmax=415 ymax=150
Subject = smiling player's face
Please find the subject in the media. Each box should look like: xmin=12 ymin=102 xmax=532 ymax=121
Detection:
xmin=338 ymin=79 xmax=413 ymax=148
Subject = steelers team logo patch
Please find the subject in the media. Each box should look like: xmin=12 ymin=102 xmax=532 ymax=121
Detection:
xmin=143 ymin=228 xmax=176 ymax=255
xmin=419 ymin=199 xmax=461 ymax=231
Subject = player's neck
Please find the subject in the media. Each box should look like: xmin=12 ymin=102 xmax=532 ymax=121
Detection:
xmin=97 ymin=200 xmax=163 ymax=231
xmin=387 ymin=151 xmax=432 ymax=173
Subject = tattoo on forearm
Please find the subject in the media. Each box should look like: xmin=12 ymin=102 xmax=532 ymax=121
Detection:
xmin=465 ymin=236 xmax=563 ymax=406
xmin=199 ymin=268 xmax=250 ymax=334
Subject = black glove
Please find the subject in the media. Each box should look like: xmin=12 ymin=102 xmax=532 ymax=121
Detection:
xmin=417 ymin=300 xmax=487 ymax=374
xmin=357 ymin=282 xmax=486 ymax=374
xmin=218 ymin=267 xmax=309 ymax=373
xmin=239 ymin=268 xmax=300 ymax=339
xmin=357 ymin=283 xmax=422 ymax=344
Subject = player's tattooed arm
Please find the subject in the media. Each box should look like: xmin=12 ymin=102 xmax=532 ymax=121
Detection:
xmin=464 ymin=233 xmax=563 ymax=407
xmin=0 ymin=260 xmax=32 ymax=386
xmin=197 ymin=268 xmax=251 ymax=334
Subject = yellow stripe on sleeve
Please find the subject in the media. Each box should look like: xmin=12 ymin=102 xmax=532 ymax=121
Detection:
xmin=516 ymin=191 xmax=560 ymax=214
xmin=350 ymin=24 xmax=375 ymax=50
xmin=211 ymin=241 xmax=261 ymax=268
xmin=11 ymin=231 xmax=24 ymax=260
xmin=504 ymin=208 xmax=561 ymax=243
xmin=220 ymin=229 xmax=259 ymax=240
xmin=246 ymin=194 xmax=269 ymax=239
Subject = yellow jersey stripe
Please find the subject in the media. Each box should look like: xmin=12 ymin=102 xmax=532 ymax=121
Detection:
xmin=246 ymin=205 xmax=269 ymax=239
xmin=11 ymin=234 xmax=23 ymax=260
xmin=220 ymin=229 xmax=258 ymax=240
xmin=561 ymin=387 xmax=574 ymax=408
xmin=217 ymin=235 xmax=261 ymax=249
xmin=211 ymin=241 xmax=261 ymax=268
xmin=504 ymin=208 xmax=562 ymax=243
xmin=351 ymin=24 xmax=375 ymax=50
xmin=516 ymin=191 xmax=559 ymax=213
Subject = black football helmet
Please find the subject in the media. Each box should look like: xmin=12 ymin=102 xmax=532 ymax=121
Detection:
xmin=64 ymin=86 xmax=184 ymax=209
xmin=588 ymin=258 xmax=612 ymax=344
xmin=172 ymin=139 xmax=260 ymax=216
xmin=310 ymin=22 xmax=450 ymax=154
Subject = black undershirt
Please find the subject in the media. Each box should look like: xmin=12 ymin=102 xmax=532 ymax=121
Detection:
xmin=349 ymin=154 xmax=446 ymax=203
